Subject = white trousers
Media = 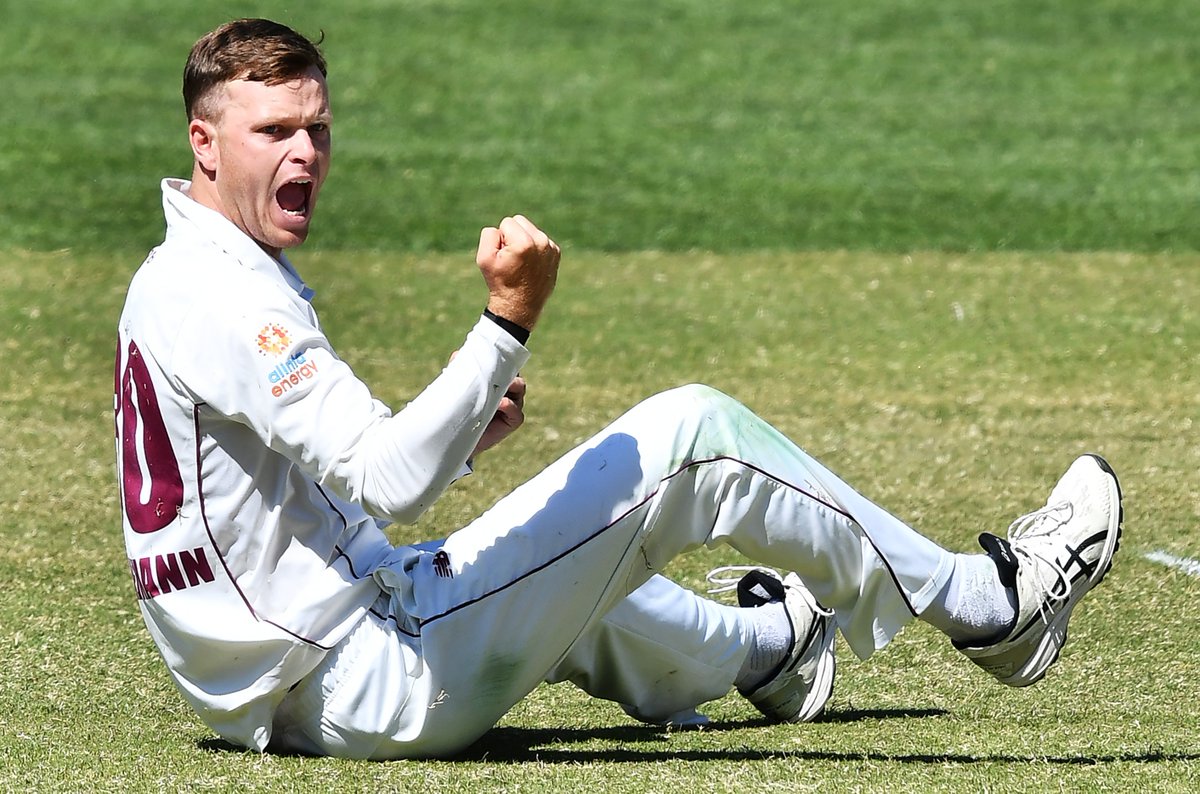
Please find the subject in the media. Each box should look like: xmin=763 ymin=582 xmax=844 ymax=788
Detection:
xmin=271 ymin=385 xmax=954 ymax=759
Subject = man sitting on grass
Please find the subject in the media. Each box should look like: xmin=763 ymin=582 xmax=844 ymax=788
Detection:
xmin=114 ymin=18 xmax=1123 ymax=759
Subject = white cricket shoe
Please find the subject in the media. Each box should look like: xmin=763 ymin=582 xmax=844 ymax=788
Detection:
xmin=957 ymin=453 xmax=1123 ymax=686
xmin=708 ymin=566 xmax=837 ymax=723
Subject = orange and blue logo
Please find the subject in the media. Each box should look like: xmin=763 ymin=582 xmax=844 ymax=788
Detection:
xmin=255 ymin=322 xmax=321 ymax=398
xmin=256 ymin=323 xmax=290 ymax=357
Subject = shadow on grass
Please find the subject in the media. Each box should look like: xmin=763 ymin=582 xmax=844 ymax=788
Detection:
xmin=197 ymin=707 xmax=1199 ymax=765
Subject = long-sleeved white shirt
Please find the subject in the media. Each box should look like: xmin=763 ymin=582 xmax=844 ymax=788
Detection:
xmin=114 ymin=179 xmax=529 ymax=750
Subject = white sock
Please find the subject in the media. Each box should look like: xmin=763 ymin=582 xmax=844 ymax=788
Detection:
xmin=735 ymin=601 xmax=793 ymax=689
xmin=922 ymin=553 xmax=1017 ymax=644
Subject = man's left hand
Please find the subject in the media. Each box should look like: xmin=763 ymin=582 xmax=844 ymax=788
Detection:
xmin=473 ymin=375 xmax=526 ymax=457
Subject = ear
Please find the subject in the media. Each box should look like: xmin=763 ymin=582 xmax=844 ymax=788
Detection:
xmin=189 ymin=118 xmax=219 ymax=174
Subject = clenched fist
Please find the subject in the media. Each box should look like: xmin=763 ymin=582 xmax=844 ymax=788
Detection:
xmin=476 ymin=215 xmax=560 ymax=332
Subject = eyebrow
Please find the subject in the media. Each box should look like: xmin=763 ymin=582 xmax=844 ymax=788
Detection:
xmin=252 ymin=108 xmax=332 ymax=127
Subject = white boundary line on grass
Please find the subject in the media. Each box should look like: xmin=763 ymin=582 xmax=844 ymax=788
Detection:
xmin=1143 ymin=550 xmax=1200 ymax=578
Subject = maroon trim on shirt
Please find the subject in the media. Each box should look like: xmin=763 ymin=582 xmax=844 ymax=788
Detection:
xmin=192 ymin=404 xmax=335 ymax=650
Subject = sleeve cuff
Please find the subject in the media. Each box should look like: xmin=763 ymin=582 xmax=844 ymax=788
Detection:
xmin=482 ymin=309 xmax=531 ymax=346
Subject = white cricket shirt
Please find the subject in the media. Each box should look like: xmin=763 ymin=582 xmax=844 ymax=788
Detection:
xmin=114 ymin=179 xmax=529 ymax=750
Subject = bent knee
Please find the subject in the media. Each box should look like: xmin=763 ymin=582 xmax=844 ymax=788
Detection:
xmin=624 ymin=384 xmax=749 ymax=440
xmin=639 ymin=383 xmax=736 ymax=415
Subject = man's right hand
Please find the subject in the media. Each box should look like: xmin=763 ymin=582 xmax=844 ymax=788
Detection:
xmin=476 ymin=215 xmax=560 ymax=332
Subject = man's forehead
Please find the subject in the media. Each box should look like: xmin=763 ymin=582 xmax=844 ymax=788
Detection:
xmin=221 ymin=70 xmax=330 ymax=114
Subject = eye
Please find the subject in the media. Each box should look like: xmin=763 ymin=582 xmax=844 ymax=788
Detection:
xmin=259 ymin=124 xmax=283 ymax=136
xmin=309 ymin=122 xmax=330 ymax=135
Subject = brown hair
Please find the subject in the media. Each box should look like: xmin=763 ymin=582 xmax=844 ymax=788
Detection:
xmin=183 ymin=18 xmax=327 ymax=121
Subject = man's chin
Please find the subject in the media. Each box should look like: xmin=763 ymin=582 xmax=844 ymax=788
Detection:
xmin=267 ymin=224 xmax=311 ymax=252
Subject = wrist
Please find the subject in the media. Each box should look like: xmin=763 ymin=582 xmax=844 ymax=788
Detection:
xmin=482 ymin=308 xmax=531 ymax=345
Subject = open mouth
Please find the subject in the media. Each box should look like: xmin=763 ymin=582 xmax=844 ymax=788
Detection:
xmin=276 ymin=179 xmax=313 ymax=217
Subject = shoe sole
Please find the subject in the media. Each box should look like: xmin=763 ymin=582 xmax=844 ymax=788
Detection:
xmin=795 ymin=618 xmax=837 ymax=722
xmin=1086 ymin=453 xmax=1124 ymax=582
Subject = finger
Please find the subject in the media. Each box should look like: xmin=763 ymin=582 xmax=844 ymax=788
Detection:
xmin=504 ymin=376 xmax=526 ymax=408
xmin=495 ymin=397 xmax=525 ymax=428
xmin=511 ymin=215 xmax=551 ymax=250
xmin=498 ymin=216 xmax=534 ymax=251
xmin=476 ymin=226 xmax=501 ymax=266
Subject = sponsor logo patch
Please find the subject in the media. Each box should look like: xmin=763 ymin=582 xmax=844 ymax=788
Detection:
xmin=256 ymin=323 xmax=291 ymax=357
xmin=268 ymin=350 xmax=320 ymax=399
xmin=254 ymin=323 xmax=321 ymax=398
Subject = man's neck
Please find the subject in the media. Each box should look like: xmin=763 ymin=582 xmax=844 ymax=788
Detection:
xmin=187 ymin=167 xmax=283 ymax=261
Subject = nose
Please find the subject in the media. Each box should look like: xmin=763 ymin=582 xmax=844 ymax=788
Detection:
xmin=290 ymin=130 xmax=318 ymax=164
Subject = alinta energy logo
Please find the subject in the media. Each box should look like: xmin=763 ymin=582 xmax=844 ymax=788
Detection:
xmin=257 ymin=323 xmax=291 ymax=357
xmin=255 ymin=322 xmax=322 ymax=398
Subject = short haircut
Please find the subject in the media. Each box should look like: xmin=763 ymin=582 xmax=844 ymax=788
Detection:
xmin=183 ymin=18 xmax=327 ymax=121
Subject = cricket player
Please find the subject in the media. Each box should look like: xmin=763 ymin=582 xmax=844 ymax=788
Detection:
xmin=114 ymin=18 xmax=1123 ymax=760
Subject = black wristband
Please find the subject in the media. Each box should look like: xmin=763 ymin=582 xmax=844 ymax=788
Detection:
xmin=482 ymin=308 xmax=531 ymax=346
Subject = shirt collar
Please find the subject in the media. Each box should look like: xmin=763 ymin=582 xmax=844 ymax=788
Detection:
xmin=160 ymin=178 xmax=316 ymax=302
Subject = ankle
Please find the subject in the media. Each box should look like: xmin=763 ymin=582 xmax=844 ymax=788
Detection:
xmin=735 ymin=601 xmax=794 ymax=689
xmin=922 ymin=552 xmax=1017 ymax=645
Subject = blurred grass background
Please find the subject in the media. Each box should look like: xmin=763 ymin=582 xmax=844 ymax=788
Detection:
xmin=1 ymin=0 xmax=1197 ymax=253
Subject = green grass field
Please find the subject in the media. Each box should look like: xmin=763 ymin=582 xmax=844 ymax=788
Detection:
xmin=2 ymin=0 xmax=1199 ymax=253
xmin=2 ymin=1 xmax=1199 ymax=791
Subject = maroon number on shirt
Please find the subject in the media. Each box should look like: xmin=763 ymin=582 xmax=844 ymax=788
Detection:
xmin=115 ymin=337 xmax=184 ymax=533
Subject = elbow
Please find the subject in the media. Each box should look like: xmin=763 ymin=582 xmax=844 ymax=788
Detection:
xmin=373 ymin=491 xmax=432 ymax=526
xmin=356 ymin=461 xmax=449 ymax=525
